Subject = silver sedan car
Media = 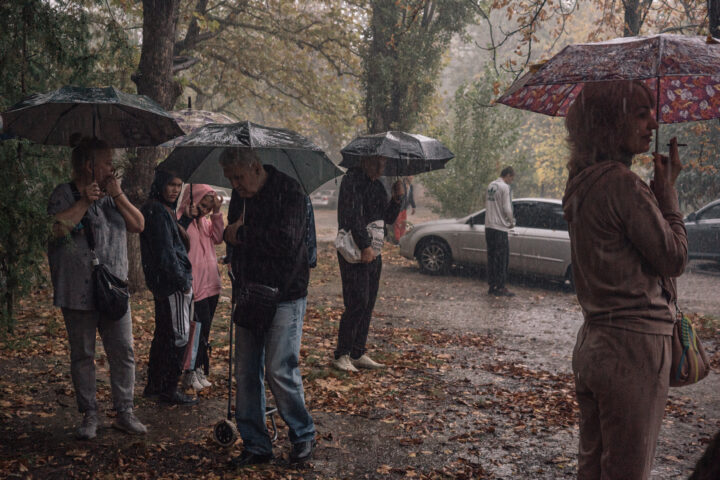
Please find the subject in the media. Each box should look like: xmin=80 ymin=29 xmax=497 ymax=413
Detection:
xmin=399 ymin=198 xmax=573 ymax=285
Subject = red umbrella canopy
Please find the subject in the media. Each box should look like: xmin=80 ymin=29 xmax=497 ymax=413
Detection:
xmin=497 ymin=34 xmax=720 ymax=124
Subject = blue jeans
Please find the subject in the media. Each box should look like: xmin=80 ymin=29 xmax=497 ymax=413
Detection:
xmin=234 ymin=296 xmax=315 ymax=454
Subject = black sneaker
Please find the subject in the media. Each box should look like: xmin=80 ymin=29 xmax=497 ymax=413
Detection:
xmin=142 ymin=385 xmax=160 ymax=399
xmin=289 ymin=439 xmax=316 ymax=464
xmin=159 ymin=391 xmax=198 ymax=406
xmin=229 ymin=449 xmax=274 ymax=468
xmin=495 ymin=288 xmax=516 ymax=297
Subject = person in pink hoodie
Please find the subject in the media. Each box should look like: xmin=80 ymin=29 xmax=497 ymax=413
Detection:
xmin=177 ymin=184 xmax=225 ymax=391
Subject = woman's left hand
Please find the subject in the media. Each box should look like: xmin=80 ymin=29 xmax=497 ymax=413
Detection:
xmin=103 ymin=173 xmax=122 ymax=198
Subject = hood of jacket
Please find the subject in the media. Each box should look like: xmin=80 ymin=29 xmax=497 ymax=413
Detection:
xmin=178 ymin=183 xmax=216 ymax=216
xmin=149 ymin=169 xmax=180 ymax=210
xmin=562 ymin=161 xmax=623 ymax=223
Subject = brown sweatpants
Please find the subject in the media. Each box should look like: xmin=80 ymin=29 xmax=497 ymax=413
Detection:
xmin=572 ymin=322 xmax=671 ymax=480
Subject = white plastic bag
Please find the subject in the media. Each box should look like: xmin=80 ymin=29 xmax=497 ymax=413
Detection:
xmin=335 ymin=221 xmax=385 ymax=263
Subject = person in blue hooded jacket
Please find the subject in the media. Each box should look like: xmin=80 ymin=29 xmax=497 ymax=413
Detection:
xmin=140 ymin=170 xmax=196 ymax=405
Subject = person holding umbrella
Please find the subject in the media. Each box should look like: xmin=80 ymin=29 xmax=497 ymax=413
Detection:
xmin=47 ymin=136 xmax=146 ymax=439
xmin=177 ymin=185 xmax=225 ymax=391
xmin=332 ymin=156 xmax=405 ymax=372
xmin=222 ymin=149 xmax=316 ymax=466
xmin=561 ymin=80 xmax=686 ymax=478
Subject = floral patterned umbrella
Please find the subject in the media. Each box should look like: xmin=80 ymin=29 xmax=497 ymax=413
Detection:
xmin=497 ymin=34 xmax=720 ymax=124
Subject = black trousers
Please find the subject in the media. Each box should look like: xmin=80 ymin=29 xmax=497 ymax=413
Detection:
xmin=334 ymin=253 xmax=382 ymax=360
xmin=485 ymin=227 xmax=509 ymax=291
xmin=145 ymin=295 xmax=185 ymax=396
xmin=194 ymin=294 xmax=218 ymax=375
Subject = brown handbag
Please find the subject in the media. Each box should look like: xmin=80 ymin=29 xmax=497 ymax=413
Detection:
xmin=670 ymin=304 xmax=710 ymax=387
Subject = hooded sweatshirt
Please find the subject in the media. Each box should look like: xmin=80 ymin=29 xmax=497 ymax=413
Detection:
xmin=177 ymin=184 xmax=223 ymax=302
xmin=140 ymin=170 xmax=192 ymax=299
xmin=562 ymin=160 xmax=687 ymax=335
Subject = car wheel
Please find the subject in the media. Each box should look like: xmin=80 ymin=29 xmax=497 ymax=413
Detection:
xmin=417 ymin=238 xmax=451 ymax=275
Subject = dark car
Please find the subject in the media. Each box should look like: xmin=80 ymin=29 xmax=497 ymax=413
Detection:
xmin=685 ymin=199 xmax=720 ymax=262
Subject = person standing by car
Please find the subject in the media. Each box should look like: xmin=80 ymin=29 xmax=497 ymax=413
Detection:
xmin=485 ymin=166 xmax=515 ymax=297
xmin=392 ymin=176 xmax=416 ymax=243
xmin=333 ymin=157 xmax=405 ymax=372
xmin=140 ymin=170 xmax=197 ymax=406
xmin=222 ymin=149 xmax=316 ymax=467
xmin=177 ymin=184 xmax=224 ymax=391
xmin=562 ymin=80 xmax=686 ymax=479
xmin=48 ymin=137 xmax=147 ymax=439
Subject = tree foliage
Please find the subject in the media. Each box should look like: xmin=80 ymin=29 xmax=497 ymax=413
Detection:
xmin=0 ymin=0 xmax=134 ymax=331
xmin=173 ymin=0 xmax=366 ymax=153
xmin=364 ymin=0 xmax=473 ymax=133
xmin=422 ymin=69 xmax=523 ymax=217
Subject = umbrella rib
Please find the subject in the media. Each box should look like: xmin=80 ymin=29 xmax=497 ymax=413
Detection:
xmin=281 ymin=148 xmax=309 ymax=194
xmin=42 ymin=103 xmax=81 ymax=145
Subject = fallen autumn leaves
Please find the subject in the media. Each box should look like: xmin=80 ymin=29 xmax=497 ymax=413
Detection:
xmin=0 ymin=244 xmax=717 ymax=479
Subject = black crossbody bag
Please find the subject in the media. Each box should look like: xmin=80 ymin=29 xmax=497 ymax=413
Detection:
xmin=231 ymin=200 xmax=304 ymax=332
xmin=70 ymin=183 xmax=130 ymax=321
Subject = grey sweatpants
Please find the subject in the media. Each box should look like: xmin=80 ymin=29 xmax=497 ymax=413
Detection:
xmin=62 ymin=307 xmax=136 ymax=413
xmin=573 ymin=322 xmax=671 ymax=480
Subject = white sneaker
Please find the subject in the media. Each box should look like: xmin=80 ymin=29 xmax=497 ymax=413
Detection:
xmin=195 ymin=368 xmax=212 ymax=388
xmin=332 ymin=355 xmax=359 ymax=372
xmin=183 ymin=370 xmax=204 ymax=391
xmin=351 ymin=354 xmax=385 ymax=369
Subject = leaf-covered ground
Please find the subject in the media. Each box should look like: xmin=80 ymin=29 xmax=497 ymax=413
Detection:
xmin=1 ymin=244 xmax=718 ymax=479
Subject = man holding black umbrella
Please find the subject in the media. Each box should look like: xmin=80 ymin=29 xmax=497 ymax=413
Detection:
xmin=222 ymin=149 xmax=316 ymax=467
xmin=333 ymin=156 xmax=405 ymax=372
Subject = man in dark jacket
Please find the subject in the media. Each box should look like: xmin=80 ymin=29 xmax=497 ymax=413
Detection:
xmin=222 ymin=149 xmax=315 ymax=467
xmin=333 ymin=156 xmax=404 ymax=372
xmin=140 ymin=170 xmax=196 ymax=406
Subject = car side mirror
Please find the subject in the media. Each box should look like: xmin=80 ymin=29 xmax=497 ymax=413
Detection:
xmin=687 ymin=212 xmax=697 ymax=222
xmin=468 ymin=217 xmax=474 ymax=227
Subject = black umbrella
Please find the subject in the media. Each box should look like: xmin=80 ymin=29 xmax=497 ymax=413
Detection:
xmin=339 ymin=131 xmax=454 ymax=176
xmin=156 ymin=121 xmax=343 ymax=194
xmin=0 ymin=85 xmax=183 ymax=147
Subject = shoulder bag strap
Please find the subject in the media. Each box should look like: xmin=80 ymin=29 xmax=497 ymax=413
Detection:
xmin=69 ymin=182 xmax=96 ymax=252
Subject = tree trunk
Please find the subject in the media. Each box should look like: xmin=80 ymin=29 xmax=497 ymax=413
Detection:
xmin=623 ymin=0 xmax=651 ymax=36
xmin=710 ymin=0 xmax=720 ymax=38
xmin=125 ymin=0 xmax=182 ymax=292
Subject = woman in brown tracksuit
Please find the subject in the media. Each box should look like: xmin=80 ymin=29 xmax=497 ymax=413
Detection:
xmin=562 ymin=80 xmax=686 ymax=479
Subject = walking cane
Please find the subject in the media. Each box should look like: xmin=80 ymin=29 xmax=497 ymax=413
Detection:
xmin=212 ymin=270 xmax=239 ymax=447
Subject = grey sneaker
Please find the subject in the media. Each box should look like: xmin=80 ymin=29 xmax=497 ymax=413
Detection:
xmin=183 ymin=370 xmax=204 ymax=391
xmin=112 ymin=410 xmax=147 ymax=435
xmin=195 ymin=368 xmax=212 ymax=388
xmin=332 ymin=354 xmax=359 ymax=372
xmin=76 ymin=411 xmax=98 ymax=440
xmin=351 ymin=354 xmax=385 ymax=369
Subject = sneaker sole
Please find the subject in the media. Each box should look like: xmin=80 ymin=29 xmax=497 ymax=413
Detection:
xmin=111 ymin=422 xmax=147 ymax=435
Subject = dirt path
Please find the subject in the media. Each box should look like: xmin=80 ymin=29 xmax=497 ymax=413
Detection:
xmin=0 ymin=201 xmax=718 ymax=479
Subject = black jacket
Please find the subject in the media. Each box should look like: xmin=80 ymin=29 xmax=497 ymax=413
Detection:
xmin=227 ymin=165 xmax=309 ymax=301
xmin=140 ymin=172 xmax=192 ymax=299
xmin=337 ymin=168 xmax=403 ymax=250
